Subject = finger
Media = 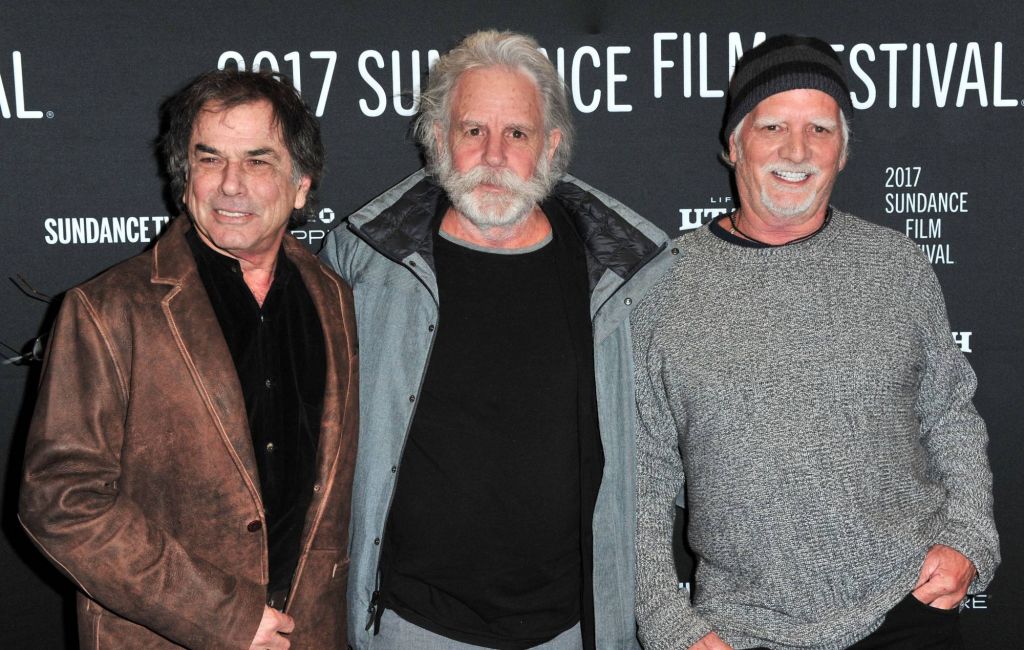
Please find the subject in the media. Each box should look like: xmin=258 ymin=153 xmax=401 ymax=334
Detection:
xmin=277 ymin=612 xmax=296 ymax=635
xmin=914 ymin=551 xmax=941 ymax=589
xmin=913 ymin=566 xmax=934 ymax=590
xmin=268 ymin=634 xmax=291 ymax=650
xmin=912 ymin=583 xmax=942 ymax=605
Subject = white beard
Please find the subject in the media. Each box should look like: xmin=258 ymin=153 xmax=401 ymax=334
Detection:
xmin=436 ymin=151 xmax=554 ymax=229
xmin=758 ymin=162 xmax=822 ymax=218
xmin=760 ymin=187 xmax=818 ymax=218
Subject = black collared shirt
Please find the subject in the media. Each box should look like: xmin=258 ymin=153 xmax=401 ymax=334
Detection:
xmin=186 ymin=229 xmax=325 ymax=599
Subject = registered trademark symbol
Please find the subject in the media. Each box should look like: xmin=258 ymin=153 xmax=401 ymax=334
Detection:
xmin=46 ymin=111 xmax=54 ymax=118
xmin=1019 ymin=99 xmax=1024 ymax=107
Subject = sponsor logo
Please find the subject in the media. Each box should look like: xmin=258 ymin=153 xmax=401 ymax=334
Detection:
xmin=654 ymin=33 xmax=1020 ymax=109
xmin=951 ymin=331 xmax=973 ymax=353
xmin=289 ymin=206 xmax=338 ymax=247
xmin=43 ymin=216 xmax=171 ymax=245
xmin=678 ymin=196 xmax=732 ymax=231
xmin=884 ymin=166 xmax=964 ymax=265
xmin=960 ymin=593 xmax=990 ymax=610
xmin=217 ymin=50 xmax=337 ymax=117
xmin=0 ymin=51 xmax=49 ymax=119
xmin=342 ymin=34 xmax=1023 ymax=118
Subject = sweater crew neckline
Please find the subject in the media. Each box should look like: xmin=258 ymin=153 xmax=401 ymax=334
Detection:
xmin=699 ymin=206 xmax=845 ymax=261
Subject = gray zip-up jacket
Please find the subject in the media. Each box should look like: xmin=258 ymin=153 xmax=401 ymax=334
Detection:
xmin=320 ymin=169 xmax=672 ymax=650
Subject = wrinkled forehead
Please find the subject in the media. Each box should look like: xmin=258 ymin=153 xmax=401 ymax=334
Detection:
xmin=449 ymin=65 xmax=543 ymax=116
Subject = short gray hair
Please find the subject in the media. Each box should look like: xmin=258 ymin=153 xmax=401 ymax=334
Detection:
xmin=414 ymin=30 xmax=574 ymax=177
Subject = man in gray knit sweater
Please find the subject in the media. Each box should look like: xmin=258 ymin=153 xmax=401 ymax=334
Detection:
xmin=632 ymin=35 xmax=999 ymax=650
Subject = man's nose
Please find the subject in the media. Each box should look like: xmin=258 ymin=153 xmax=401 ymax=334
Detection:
xmin=219 ymin=160 xmax=245 ymax=195
xmin=779 ymin=131 xmax=809 ymax=163
xmin=483 ymin=132 xmax=506 ymax=167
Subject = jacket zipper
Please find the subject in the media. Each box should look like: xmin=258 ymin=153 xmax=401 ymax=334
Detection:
xmin=354 ymin=223 xmax=443 ymax=632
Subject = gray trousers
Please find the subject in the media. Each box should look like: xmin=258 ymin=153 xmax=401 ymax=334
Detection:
xmin=374 ymin=609 xmax=584 ymax=650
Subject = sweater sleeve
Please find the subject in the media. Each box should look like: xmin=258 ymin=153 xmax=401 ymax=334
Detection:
xmin=908 ymin=258 xmax=1000 ymax=591
xmin=632 ymin=298 xmax=715 ymax=650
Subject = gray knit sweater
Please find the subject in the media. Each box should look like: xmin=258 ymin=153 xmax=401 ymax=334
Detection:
xmin=631 ymin=210 xmax=999 ymax=650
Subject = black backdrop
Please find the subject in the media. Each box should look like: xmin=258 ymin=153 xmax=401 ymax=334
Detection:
xmin=2 ymin=2 xmax=1022 ymax=647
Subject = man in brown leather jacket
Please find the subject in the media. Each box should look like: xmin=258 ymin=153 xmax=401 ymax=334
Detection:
xmin=19 ymin=70 xmax=357 ymax=649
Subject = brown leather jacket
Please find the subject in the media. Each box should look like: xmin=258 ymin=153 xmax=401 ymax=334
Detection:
xmin=19 ymin=217 xmax=358 ymax=649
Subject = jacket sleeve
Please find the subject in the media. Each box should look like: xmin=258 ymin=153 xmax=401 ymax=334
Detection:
xmin=631 ymin=298 xmax=714 ymax=650
xmin=319 ymin=223 xmax=359 ymax=284
xmin=908 ymin=260 xmax=1000 ymax=591
xmin=19 ymin=288 xmax=265 ymax=650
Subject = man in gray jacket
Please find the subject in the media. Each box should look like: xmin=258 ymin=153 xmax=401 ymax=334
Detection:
xmin=321 ymin=30 xmax=671 ymax=650
xmin=632 ymin=35 xmax=998 ymax=650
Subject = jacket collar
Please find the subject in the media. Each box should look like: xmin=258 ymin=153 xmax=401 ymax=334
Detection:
xmin=348 ymin=169 xmax=667 ymax=293
xmin=148 ymin=217 xmax=349 ymax=523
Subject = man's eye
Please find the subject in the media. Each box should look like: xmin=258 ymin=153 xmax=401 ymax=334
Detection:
xmin=763 ymin=124 xmax=779 ymax=132
xmin=467 ymin=127 xmax=481 ymax=136
xmin=813 ymin=125 xmax=831 ymax=134
xmin=511 ymin=130 xmax=525 ymax=139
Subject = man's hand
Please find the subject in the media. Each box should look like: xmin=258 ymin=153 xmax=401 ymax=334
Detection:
xmin=690 ymin=631 xmax=733 ymax=650
xmin=248 ymin=606 xmax=295 ymax=650
xmin=912 ymin=543 xmax=976 ymax=610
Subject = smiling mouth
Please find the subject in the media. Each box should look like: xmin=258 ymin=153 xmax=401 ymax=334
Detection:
xmin=772 ymin=170 xmax=812 ymax=182
xmin=215 ymin=209 xmax=253 ymax=218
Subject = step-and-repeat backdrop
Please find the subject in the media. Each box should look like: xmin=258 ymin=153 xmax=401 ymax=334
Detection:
xmin=2 ymin=1 xmax=1021 ymax=646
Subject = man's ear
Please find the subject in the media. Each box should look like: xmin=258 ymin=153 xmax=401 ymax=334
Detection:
xmin=293 ymin=175 xmax=313 ymax=210
xmin=546 ymin=128 xmax=562 ymax=162
xmin=433 ymin=122 xmax=445 ymax=155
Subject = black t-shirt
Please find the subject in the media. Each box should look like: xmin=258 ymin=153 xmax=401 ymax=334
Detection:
xmin=380 ymin=228 xmax=583 ymax=649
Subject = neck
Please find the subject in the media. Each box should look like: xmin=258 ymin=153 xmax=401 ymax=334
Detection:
xmin=240 ymin=263 xmax=276 ymax=306
xmin=194 ymin=227 xmax=279 ymax=306
xmin=730 ymin=207 xmax=829 ymax=246
xmin=440 ymin=205 xmax=551 ymax=249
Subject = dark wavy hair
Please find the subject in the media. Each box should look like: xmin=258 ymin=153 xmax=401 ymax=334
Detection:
xmin=159 ymin=69 xmax=324 ymax=223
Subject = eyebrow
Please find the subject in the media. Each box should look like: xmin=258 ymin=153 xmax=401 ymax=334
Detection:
xmin=193 ymin=143 xmax=281 ymax=158
xmin=752 ymin=116 xmax=838 ymax=128
xmin=457 ymin=120 xmax=536 ymax=132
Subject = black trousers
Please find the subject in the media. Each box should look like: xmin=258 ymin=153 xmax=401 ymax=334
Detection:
xmin=847 ymin=593 xmax=963 ymax=650
xmin=751 ymin=593 xmax=963 ymax=650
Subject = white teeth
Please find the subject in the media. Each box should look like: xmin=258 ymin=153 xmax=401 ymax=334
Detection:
xmin=217 ymin=209 xmax=248 ymax=217
xmin=774 ymin=171 xmax=809 ymax=182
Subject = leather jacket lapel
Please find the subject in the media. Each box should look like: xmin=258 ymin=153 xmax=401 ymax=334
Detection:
xmin=152 ymin=217 xmax=263 ymax=508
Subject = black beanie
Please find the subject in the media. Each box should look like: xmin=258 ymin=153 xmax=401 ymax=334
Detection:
xmin=723 ymin=34 xmax=853 ymax=143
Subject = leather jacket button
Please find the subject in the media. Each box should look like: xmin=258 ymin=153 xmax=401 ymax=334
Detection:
xmin=246 ymin=520 xmax=262 ymax=532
